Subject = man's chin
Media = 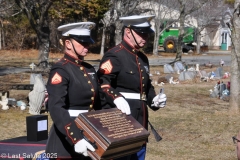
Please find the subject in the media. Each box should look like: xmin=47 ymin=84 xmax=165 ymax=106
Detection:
xmin=79 ymin=53 xmax=87 ymax=57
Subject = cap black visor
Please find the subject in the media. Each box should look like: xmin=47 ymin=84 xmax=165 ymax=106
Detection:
xmin=69 ymin=34 xmax=94 ymax=44
xmin=129 ymin=26 xmax=154 ymax=34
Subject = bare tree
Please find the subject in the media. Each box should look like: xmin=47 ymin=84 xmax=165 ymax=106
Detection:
xmin=99 ymin=18 xmax=107 ymax=56
xmin=15 ymin=0 xmax=54 ymax=67
xmin=140 ymin=0 xmax=212 ymax=57
xmin=191 ymin=0 xmax=230 ymax=54
xmin=173 ymin=0 xmax=208 ymax=61
xmin=110 ymin=0 xmax=142 ymax=45
xmin=229 ymin=0 xmax=240 ymax=112
xmin=96 ymin=0 xmax=141 ymax=55
xmin=140 ymin=0 xmax=179 ymax=56
xmin=99 ymin=4 xmax=117 ymax=56
xmin=0 ymin=0 xmax=16 ymax=50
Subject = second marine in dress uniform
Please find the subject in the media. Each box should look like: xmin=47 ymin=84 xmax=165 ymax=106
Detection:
xmin=97 ymin=15 xmax=167 ymax=160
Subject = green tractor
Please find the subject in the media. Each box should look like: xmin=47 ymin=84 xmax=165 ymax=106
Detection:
xmin=159 ymin=26 xmax=197 ymax=53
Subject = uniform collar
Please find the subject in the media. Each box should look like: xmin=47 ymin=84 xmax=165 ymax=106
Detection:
xmin=64 ymin=52 xmax=83 ymax=65
xmin=121 ymin=40 xmax=140 ymax=54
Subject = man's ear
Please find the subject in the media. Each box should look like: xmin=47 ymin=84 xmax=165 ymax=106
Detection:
xmin=125 ymin=28 xmax=131 ymax=38
xmin=65 ymin=39 xmax=72 ymax=50
xmin=125 ymin=28 xmax=131 ymax=34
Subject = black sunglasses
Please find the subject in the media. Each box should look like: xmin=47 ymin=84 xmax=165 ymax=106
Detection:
xmin=232 ymin=136 xmax=240 ymax=144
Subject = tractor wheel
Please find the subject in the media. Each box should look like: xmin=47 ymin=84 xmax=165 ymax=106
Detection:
xmin=163 ymin=36 xmax=178 ymax=53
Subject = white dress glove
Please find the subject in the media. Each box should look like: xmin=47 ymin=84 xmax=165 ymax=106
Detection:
xmin=74 ymin=139 xmax=95 ymax=156
xmin=113 ymin=97 xmax=131 ymax=115
xmin=151 ymin=93 xmax=167 ymax=108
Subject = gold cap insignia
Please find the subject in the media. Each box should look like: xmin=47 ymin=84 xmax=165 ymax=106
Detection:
xmin=89 ymin=24 xmax=94 ymax=30
xmin=59 ymin=39 xmax=63 ymax=46
xmin=147 ymin=17 xmax=154 ymax=21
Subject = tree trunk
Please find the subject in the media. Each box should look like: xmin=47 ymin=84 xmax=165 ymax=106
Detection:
xmin=153 ymin=17 xmax=161 ymax=55
xmin=153 ymin=33 xmax=159 ymax=56
xmin=196 ymin=27 xmax=201 ymax=54
xmin=37 ymin=30 xmax=50 ymax=68
xmin=100 ymin=27 xmax=106 ymax=56
xmin=153 ymin=26 xmax=160 ymax=56
xmin=229 ymin=0 xmax=240 ymax=112
xmin=0 ymin=27 xmax=2 ymax=50
xmin=229 ymin=50 xmax=240 ymax=111
xmin=14 ymin=0 xmax=53 ymax=66
xmin=115 ymin=20 xmax=123 ymax=45
xmin=0 ymin=21 xmax=3 ymax=50
xmin=2 ymin=22 xmax=4 ymax=49
xmin=49 ymin=21 xmax=60 ymax=52
xmin=109 ymin=24 xmax=116 ymax=48
xmin=175 ymin=4 xmax=185 ymax=61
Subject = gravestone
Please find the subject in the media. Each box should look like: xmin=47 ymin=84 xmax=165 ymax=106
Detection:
xmin=213 ymin=84 xmax=220 ymax=98
xmin=214 ymin=67 xmax=223 ymax=78
xmin=219 ymin=83 xmax=226 ymax=97
xmin=164 ymin=64 xmax=174 ymax=73
xmin=7 ymin=98 xmax=17 ymax=106
xmin=210 ymin=89 xmax=217 ymax=98
xmin=174 ymin=62 xmax=184 ymax=72
xmin=207 ymin=72 xmax=212 ymax=78
xmin=200 ymin=70 xmax=208 ymax=77
xmin=179 ymin=71 xmax=197 ymax=81
xmin=165 ymin=74 xmax=173 ymax=82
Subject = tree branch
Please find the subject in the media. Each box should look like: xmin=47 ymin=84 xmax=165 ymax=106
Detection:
xmin=0 ymin=3 xmax=15 ymax=13
xmin=38 ymin=0 xmax=53 ymax=27
xmin=15 ymin=0 xmax=37 ymax=33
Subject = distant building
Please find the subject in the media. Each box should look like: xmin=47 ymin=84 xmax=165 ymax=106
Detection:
xmin=200 ymin=7 xmax=232 ymax=50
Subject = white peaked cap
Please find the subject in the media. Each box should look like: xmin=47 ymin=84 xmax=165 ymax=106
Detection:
xmin=119 ymin=15 xmax=155 ymax=33
xmin=119 ymin=15 xmax=155 ymax=27
xmin=58 ymin=22 xmax=96 ymax=36
xmin=58 ymin=22 xmax=96 ymax=43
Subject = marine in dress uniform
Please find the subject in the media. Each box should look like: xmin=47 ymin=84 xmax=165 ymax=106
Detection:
xmin=97 ymin=15 xmax=167 ymax=160
xmin=45 ymin=22 xmax=101 ymax=159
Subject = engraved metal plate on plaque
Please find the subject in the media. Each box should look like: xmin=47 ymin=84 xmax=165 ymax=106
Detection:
xmin=75 ymin=108 xmax=150 ymax=160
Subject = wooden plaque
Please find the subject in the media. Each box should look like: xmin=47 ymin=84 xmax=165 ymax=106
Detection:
xmin=75 ymin=108 xmax=150 ymax=160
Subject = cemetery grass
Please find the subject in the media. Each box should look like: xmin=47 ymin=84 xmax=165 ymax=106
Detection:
xmin=0 ymin=50 xmax=238 ymax=160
